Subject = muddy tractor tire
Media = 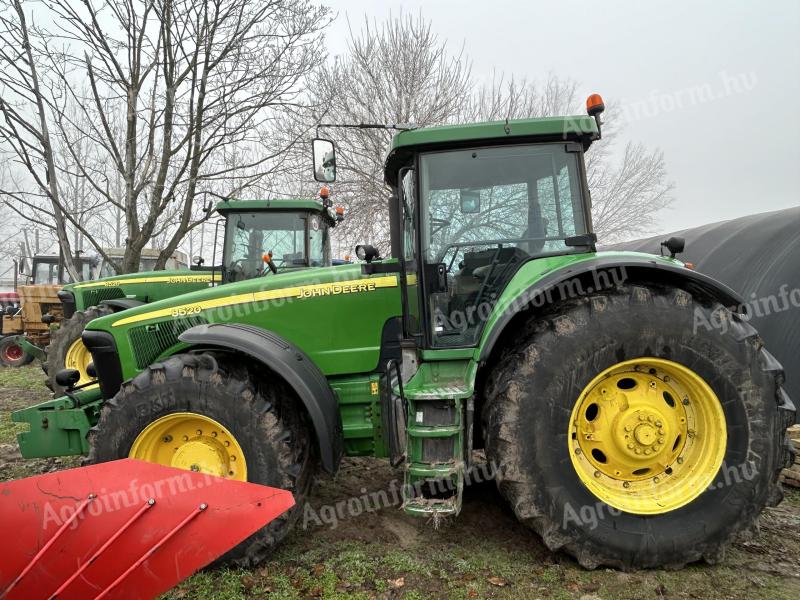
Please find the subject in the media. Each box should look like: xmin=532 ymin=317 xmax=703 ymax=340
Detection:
xmin=87 ymin=353 xmax=316 ymax=567
xmin=0 ymin=336 xmax=34 ymax=367
xmin=45 ymin=305 xmax=113 ymax=393
xmin=483 ymin=283 xmax=794 ymax=570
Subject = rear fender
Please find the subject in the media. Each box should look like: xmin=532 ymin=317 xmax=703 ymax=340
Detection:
xmin=179 ymin=323 xmax=343 ymax=474
xmin=479 ymin=256 xmax=746 ymax=364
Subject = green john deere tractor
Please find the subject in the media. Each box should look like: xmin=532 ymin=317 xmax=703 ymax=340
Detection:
xmin=13 ymin=96 xmax=794 ymax=569
xmin=45 ymin=197 xmax=342 ymax=393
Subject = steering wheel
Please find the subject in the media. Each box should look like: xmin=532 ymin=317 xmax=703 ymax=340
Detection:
xmin=227 ymin=259 xmax=247 ymax=282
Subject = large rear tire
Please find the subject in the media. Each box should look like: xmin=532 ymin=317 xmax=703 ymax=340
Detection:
xmin=87 ymin=353 xmax=316 ymax=566
xmin=45 ymin=306 xmax=113 ymax=393
xmin=483 ymin=283 xmax=794 ymax=569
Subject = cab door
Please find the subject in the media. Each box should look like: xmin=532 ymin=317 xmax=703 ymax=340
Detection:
xmin=398 ymin=167 xmax=421 ymax=344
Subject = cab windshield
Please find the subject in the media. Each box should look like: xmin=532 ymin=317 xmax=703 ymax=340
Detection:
xmin=33 ymin=259 xmax=93 ymax=284
xmin=419 ymin=143 xmax=590 ymax=346
xmin=223 ymin=211 xmax=328 ymax=282
xmin=99 ymin=257 xmax=158 ymax=279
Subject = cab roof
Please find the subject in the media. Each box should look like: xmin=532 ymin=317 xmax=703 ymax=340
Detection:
xmin=215 ymin=198 xmax=324 ymax=214
xmin=384 ymin=115 xmax=599 ymax=185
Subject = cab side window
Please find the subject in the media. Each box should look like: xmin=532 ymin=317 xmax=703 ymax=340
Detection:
xmin=400 ymin=169 xmax=416 ymax=262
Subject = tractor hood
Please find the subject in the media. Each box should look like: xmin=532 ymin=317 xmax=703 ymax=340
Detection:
xmin=65 ymin=269 xmax=218 ymax=293
xmin=89 ymin=262 xmax=363 ymax=330
xmin=84 ymin=261 xmax=402 ymax=387
xmin=62 ymin=269 xmax=220 ymax=314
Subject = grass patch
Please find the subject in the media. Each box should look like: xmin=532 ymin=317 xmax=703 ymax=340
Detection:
xmin=162 ymin=491 xmax=800 ymax=600
xmin=0 ymin=406 xmax=25 ymax=445
xmin=0 ymin=364 xmax=48 ymax=392
xmin=0 ymin=365 xmax=48 ymax=445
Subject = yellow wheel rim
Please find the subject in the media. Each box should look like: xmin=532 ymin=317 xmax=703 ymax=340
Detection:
xmin=568 ymin=358 xmax=726 ymax=515
xmin=129 ymin=412 xmax=247 ymax=481
xmin=65 ymin=339 xmax=94 ymax=386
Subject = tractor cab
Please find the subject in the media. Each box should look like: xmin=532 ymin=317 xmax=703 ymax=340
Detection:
xmin=27 ymin=254 xmax=97 ymax=285
xmin=410 ymin=142 xmax=594 ymax=346
xmin=215 ymin=198 xmax=343 ymax=283
xmin=313 ymin=108 xmax=600 ymax=350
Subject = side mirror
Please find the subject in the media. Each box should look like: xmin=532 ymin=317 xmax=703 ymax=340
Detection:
xmin=193 ymin=255 xmax=205 ymax=266
xmin=661 ymin=236 xmax=685 ymax=258
xmin=355 ymin=244 xmax=380 ymax=264
xmin=460 ymin=189 xmax=481 ymax=214
xmin=312 ymin=138 xmax=336 ymax=183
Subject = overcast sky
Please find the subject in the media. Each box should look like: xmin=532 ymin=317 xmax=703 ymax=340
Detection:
xmin=324 ymin=0 xmax=800 ymax=233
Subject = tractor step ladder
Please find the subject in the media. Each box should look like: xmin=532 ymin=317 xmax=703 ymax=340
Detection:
xmin=397 ymin=361 xmax=475 ymax=519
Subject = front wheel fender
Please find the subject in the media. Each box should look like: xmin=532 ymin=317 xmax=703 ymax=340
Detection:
xmin=178 ymin=323 xmax=343 ymax=474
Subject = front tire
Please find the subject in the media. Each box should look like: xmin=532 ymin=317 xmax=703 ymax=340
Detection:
xmin=483 ymin=283 xmax=794 ymax=569
xmin=45 ymin=306 xmax=113 ymax=393
xmin=87 ymin=353 xmax=316 ymax=566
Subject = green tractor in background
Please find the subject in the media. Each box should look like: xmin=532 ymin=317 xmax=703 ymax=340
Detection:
xmin=14 ymin=96 xmax=794 ymax=569
xmin=45 ymin=197 xmax=343 ymax=393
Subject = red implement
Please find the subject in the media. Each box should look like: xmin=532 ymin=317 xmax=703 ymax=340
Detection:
xmin=0 ymin=459 xmax=294 ymax=599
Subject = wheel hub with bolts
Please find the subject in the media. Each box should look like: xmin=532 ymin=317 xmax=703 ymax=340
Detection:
xmin=3 ymin=342 xmax=23 ymax=362
xmin=618 ymin=407 xmax=673 ymax=462
xmin=568 ymin=357 xmax=727 ymax=515
xmin=129 ymin=412 xmax=247 ymax=481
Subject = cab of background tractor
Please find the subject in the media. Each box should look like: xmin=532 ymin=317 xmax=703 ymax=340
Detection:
xmin=215 ymin=198 xmax=343 ymax=283
xmin=39 ymin=196 xmax=344 ymax=394
xmin=25 ymin=254 xmax=96 ymax=285
xmin=57 ymin=196 xmax=345 ymax=317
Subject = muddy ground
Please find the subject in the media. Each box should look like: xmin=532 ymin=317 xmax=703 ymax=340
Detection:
xmin=1 ymin=365 xmax=798 ymax=599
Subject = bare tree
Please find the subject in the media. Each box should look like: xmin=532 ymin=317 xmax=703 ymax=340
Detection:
xmin=0 ymin=0 xmax=80 ymax=278
xmin=466 ymin=75 xmax=674 ymax=242
xmin=307 ymin=13 xmax=472 ymax=255
xmin=303 ymin=15 xmax=672 ymax=251
xmin=0 ymin=0 xmax=330 ymax=274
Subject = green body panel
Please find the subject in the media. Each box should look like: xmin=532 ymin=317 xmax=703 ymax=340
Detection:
xmin=329 ymin=373 xmax=387 ymax=458
xmin=13 ymin=390 xmax=103 ymax=458
xmin=64 ymin=268 xmax=219 ymax=312
xmin=419 ymin=348 xmax=475 ymax=361
xmin=86 ymin=262 xmax=403 ymax=379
